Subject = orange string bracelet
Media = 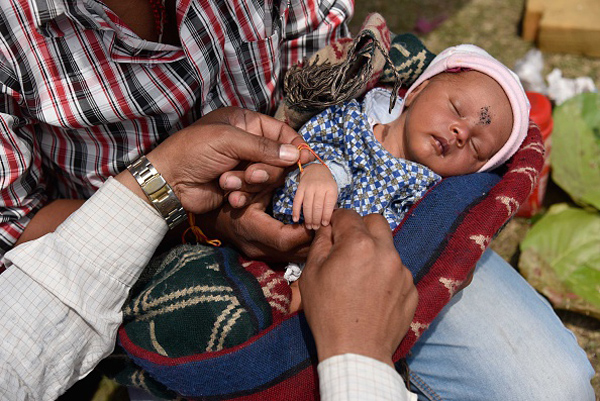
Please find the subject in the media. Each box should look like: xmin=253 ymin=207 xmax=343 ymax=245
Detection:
xmin=296 ymin=143 xmax=329 ymax=174
xmin=181 ymin=143 xmax=325 ymax=246
xmin=182 ymin=212 xmax=221 ymax=246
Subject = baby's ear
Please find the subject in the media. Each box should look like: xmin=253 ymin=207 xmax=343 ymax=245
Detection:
xmin=404 ymin=79 xmax=431 ymax=108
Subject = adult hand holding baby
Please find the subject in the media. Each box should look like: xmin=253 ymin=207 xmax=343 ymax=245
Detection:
xmin=126 ymin=106 xmax=314 ymax=262
xmin=299 ymin=209 xmax=418 ymax=367
xmin=20 ymin=107 xmax=312 ymax=253
xmin=141 ymin=107 xmax=305 ymax=214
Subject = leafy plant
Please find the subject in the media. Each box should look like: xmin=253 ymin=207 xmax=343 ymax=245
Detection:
xmin=519 ymin=92 xmax=600 ymax=318
xmin=519 ymin=204 xmax=600 ymax=319
xmin=551 ymin=92 xmax=600 ymax=210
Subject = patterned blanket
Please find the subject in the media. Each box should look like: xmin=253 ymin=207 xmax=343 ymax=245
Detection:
xmin=107 ymin=13 xmax=545 ymax=400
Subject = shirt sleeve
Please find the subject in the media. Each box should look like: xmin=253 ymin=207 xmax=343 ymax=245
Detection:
xmin=318 ymin=354 xmax=417 ymax=401
xmin=0 ymin=72 xmax=48 ymax=256
xmin=0 ymin=178 xmax=168 ymax=401
xmin=282 ymin=0 xmax=353 ymax=72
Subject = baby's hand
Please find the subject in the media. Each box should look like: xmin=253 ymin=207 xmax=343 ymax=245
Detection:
xmin=292 ymin=164 xmax=338 ymax=230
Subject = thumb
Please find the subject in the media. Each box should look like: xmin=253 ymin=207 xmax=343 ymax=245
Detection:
xmin=223 ymin=127 xmax=300 ymax=167
xmin=304 ymin=223 xmax=333 ymax=273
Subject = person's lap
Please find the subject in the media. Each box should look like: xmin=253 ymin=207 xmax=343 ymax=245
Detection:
xmin=407 ymin=249 xmax=595 ymax=401
xmin=127 ymin=249 xmax=595 ymax=400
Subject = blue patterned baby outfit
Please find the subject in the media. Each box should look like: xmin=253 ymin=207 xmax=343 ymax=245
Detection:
xmin=272 ymin=89 xmax=441 ymax=231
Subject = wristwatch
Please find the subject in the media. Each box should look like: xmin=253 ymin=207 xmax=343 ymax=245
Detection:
xmin=127 ymin=155 xmax=187 ymax=229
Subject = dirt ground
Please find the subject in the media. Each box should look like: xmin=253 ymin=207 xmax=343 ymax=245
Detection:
xmin=351 ymin=0 xmax=599 ymax=397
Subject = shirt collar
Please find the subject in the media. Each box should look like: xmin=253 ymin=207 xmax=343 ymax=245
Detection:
xmin=29 ymin=0 xmax=104 ymax=37
xmin=29 ymin=0 xmax=66 ymax=35
xmin=28 ymin=0 xmax=184 ymax=62
xmin=363 ymin=88 xmax=403 ymax=126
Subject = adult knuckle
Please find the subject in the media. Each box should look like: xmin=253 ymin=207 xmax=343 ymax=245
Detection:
xmin=276 ymin=121 xmax=287 ymax=141
xmin=233 ymin=217 xmax=250 ymax=237
xmin=256 ymin=136 xmax=274 ymax=156
xmin=243 ymin=247 xmax=262 ymax=259
xmin=274 ymin=236 xmax=294 ymax=253
xmin=227 ymin=107 xmax=248 ymax=128
xmin=380 ymin=247 xmax=400 ymax=265
xmin=271 ymin=235 xmax=284 ymax=250
xmin=352 ymin=234 xmax=376 ymax=255
xmin=377 ymin=252 xmax=406 ymax=279
xmin=406 ymin=285 xmax=419 ymax=308
xmin=398 ymin=262 xmax=413 ymax=281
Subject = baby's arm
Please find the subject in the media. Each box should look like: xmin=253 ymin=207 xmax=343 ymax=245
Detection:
xmin=292 ymin=164 xmax=338 ymax=230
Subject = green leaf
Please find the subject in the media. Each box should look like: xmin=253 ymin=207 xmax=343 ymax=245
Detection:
xmin=551 ymin=92 xmax=600 ymax=210
xmin=519 ymin=203 xmax=600 ymax=319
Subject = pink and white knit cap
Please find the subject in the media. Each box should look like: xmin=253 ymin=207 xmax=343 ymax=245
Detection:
xmin=400 ymin=44 xmax=530 ymax=172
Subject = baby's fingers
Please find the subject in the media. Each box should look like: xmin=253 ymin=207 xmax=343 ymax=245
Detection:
xmin=292 ymin=187 xmax=305 ymax=223
xmin=311 ymin=193 xmax=326 ymax=231
xmin=321 ymin=190 xmax=337 ymax=227
xmin=303 ymin=191 xmax=316 ymax=230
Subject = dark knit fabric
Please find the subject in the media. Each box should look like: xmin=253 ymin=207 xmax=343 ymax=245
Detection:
xmin=382 ymin=33 xmax=436 ymax=88
xmin=109 ymin=245 xmax=295 ymax=399
xmin=121 ymin=245 xmax=286 ymax=357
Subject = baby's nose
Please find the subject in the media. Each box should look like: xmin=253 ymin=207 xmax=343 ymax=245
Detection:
xmin=450 ymin=122 xmax=471 ymax=147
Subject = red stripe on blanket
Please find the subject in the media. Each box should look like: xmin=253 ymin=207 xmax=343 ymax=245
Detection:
xmin=394 ymin=123 xmax=545 ymax=360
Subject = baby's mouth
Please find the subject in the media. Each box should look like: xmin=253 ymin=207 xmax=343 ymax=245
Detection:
xmin=433 ymin=135 xmax=449 ymax=156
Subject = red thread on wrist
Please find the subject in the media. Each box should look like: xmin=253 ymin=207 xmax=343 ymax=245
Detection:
xmin=296 ymin=143 xmax=328 ymax=174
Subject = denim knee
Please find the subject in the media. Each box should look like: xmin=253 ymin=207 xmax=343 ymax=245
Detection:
xmin=406 ymin=251 xmax=596 ymax=401
xmin=525 ymin=343 xmax=595 ymax=401
xmin=409 ymin=342 xmax=595 ymax=401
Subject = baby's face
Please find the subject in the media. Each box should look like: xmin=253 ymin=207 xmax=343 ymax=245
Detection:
xmin=397 ymin=71 xmax=513 ymax=177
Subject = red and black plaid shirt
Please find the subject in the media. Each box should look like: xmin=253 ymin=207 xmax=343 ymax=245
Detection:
xmin=0 ymin=0 xmax=352 ymax=254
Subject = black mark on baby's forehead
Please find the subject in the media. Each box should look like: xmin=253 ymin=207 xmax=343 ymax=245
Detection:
xmin=479 ymin=106 xmax=491 ymax=125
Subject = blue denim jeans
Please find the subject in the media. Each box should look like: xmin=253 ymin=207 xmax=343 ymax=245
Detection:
xmin=407 ymin=249 xmax=595 ymax=401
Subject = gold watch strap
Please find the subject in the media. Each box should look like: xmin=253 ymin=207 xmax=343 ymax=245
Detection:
xmin=127 ymin=155 xmax=186 ymax=229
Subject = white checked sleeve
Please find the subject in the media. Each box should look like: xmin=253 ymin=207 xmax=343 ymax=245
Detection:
xmin=0 ymin=177 xmax=168 ymax=401
xmin=318 ymin=354 xmax=417 ymax=401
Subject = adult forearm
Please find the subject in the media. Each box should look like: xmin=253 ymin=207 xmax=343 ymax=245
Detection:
xmin=0 ymin=107 xmax=305 ymax=399
xmin=14 ymin=199 xmax=85 ymax=246
xmin=15 ymin=164 xmax=157 ymax=246
xmin=14 ymin=168 xmax=162 ymax=247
